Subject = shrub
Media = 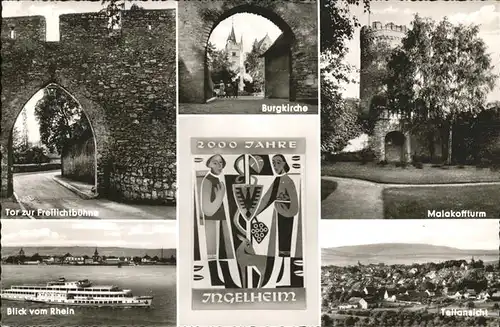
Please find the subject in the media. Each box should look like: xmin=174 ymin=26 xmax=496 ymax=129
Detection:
xmin=14 ymin=146 xmax=51 ymax=164
xmin=360 ymin=149 xmax=375 ymax=164
xmin=477 ymin=158 xmax=492 ymax=169
xmin=413 ymin=162 xmax=423 ymax=169
xmin=395 ymin=161 xmax=407 ymax=168
xmin=378 ymin=160 xmax=388 ymax=166
xmin=430 ymin=157 xmax=444 ymax=165
xmin=328 ymin=149 xmax=375 ymax=163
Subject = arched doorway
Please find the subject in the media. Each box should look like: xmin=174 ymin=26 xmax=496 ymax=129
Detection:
xmin=204 ymin=10 xmax=292 ymax=102
xmin=178 ymin=1 xmax=318 ymax=106
xmin=384 ymin=131 xmax=405 ymax=162
xmin=6 ymin=83 xmax=99 ymax=209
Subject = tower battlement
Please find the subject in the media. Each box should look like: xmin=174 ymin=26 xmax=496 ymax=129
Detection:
xmin=1 ymin=16 xmax=46 ymax=41
xmin=2 ymin=9 xmax=175 ymax=43
xmin=368 ymin=21 xmax=408 ymax=33
xmin=360 ymin=21 xmax=407 ymax=45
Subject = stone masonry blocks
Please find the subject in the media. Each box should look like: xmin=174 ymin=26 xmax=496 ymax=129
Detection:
xmin=178 ymin=0 xmax=318 ymax=104
xmin=1 ymin=10 xmax=177 ymax=204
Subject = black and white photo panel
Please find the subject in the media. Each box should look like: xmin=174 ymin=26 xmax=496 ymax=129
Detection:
xmin=320 ymin=0 xmax=500 ymax=219
xmin=1 ymin=1 xmax=177 ymax=219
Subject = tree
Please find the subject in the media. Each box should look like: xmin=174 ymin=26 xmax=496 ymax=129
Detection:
xmin=169 ymin=254 xmax=176 ymax=263
xmin=207 ymin=42 xmax=236 ymax=84
xmin=129 ymin=3 xmax=144 ymax=11
xmin=11 ymin=126 xmax=25 ymax=152
xmin=34 ymin=86 xmax=92 ymax=155
xmin=100 ymin=0 xmax=124 ymax=30
xmin=320 ymin=0 xmax=370 ymax=154
xmin=321 ymin=314 xmax=334 ymax=327
xmin=321 ymin=81 xmax=363 ymax=154
xmin=244 ymin=40 xmax=265 ymax=92
xmin=30 ymin=253 xmax=42 ymax=261
xmin=386 ymin=15 xmax=497 ymax=164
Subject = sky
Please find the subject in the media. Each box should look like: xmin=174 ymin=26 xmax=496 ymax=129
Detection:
xmin=320 ymin=219 xmax=499 ymax=250
xmin=209 ymin=13 xmax=281 ymax=54
xmin=1 ymin=220 xmax=177 ymax=249
xmin=339 ymin=1 xmax=500 ymax=102
xmin=3 ymin=1 xmax=177 ymax=143
xmin=14 ymin=91 xmax=44 ymax=143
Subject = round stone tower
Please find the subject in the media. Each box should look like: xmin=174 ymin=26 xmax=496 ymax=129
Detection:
xmin=359 ymin=21 xmax=408 ymax=115
xmin=359 ymin=21 xmax=412 ymax=163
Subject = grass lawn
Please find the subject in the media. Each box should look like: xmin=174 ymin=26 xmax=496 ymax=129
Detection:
xmin=383 ymin=185 xmax=500 ymax=219
xmin=322 ymin=162 xmax=500 ymax=184
xmin=321 ymin=179 xmax=338 ymax=200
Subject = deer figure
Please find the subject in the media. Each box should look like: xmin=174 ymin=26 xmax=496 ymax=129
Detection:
xmin=233 ymin=211 xmax=268 ymax=289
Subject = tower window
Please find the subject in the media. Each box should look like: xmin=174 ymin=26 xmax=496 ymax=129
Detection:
xmin=232 ymin=52 xmax=236 ymax=57
xmin=9 ymin=27 xmax=16 ymax=39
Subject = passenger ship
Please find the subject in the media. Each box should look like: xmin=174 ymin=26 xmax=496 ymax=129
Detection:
xmin=0 ymin=277 xmax=153 ymax=307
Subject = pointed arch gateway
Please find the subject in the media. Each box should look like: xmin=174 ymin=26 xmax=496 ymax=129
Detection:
xmin=178 ymin=1 xmax=318 ymax=104
xmin=1 ymin=76 xmax=111 ymax=198
xmin=204 ymin=8 xmax=293 ymax=102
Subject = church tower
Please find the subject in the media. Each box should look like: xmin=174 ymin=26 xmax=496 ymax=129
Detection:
xmin=224 ymin=19 xmax=245 ymax=91
xmin=93 ymin=247 xmax=99 ymax=262
xmin=19 ymin=248 xmax=25 ymax=256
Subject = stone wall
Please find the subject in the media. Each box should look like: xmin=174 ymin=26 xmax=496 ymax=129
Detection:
xmin=178 ymin=0 xmax=318 ymax=104
xmin=371 ymin=116 xmax=411 ymax=163
xmin=264 ymin=36 xmax=290 ymax=99
xmin=1 ymin=16 xmax=46 ymax=41
xmin=359 ymin=22 xmax=406 ymax=115
xmin=1 ymin=9 xmax=176 ymax=204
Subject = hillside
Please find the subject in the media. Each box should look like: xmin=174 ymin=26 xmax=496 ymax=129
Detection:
xmin=1 ymin=246 xmax=176 ymax=258
xmin=322 ymin=243 xmax=498 ymax=266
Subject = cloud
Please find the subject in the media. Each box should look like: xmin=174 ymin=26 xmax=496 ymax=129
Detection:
xmin=371 ymin=6 xmax=413 ymax=15
xmin=127 ymin=223 xmax=177 ymax=236
xmin=70 ymin=221 xmax=120 ymax=231
xmin=448 ymin=5 xmax=500 ymax=31
xmin=2 ymin=228 xmax=64 ymax=245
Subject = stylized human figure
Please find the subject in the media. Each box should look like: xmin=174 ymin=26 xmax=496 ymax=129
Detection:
xmin=200 ymin=154 xmax=233 ymax=286
xmin=256 ymin=155 xmax=299 ymax=257
xmin=253 ymin=155 xmax=298 ymax=288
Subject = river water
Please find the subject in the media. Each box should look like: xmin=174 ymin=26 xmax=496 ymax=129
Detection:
xmin=0 ymin=264 xmax=176 ymax=327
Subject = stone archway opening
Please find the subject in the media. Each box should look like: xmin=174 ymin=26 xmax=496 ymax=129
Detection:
xmin=384 ymin=131 xmax=405 ymax=162
xmin=8 ymin=83 xmax=98 ymax=201
xmin=204 ymin=6 xmax=295 ymax=103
